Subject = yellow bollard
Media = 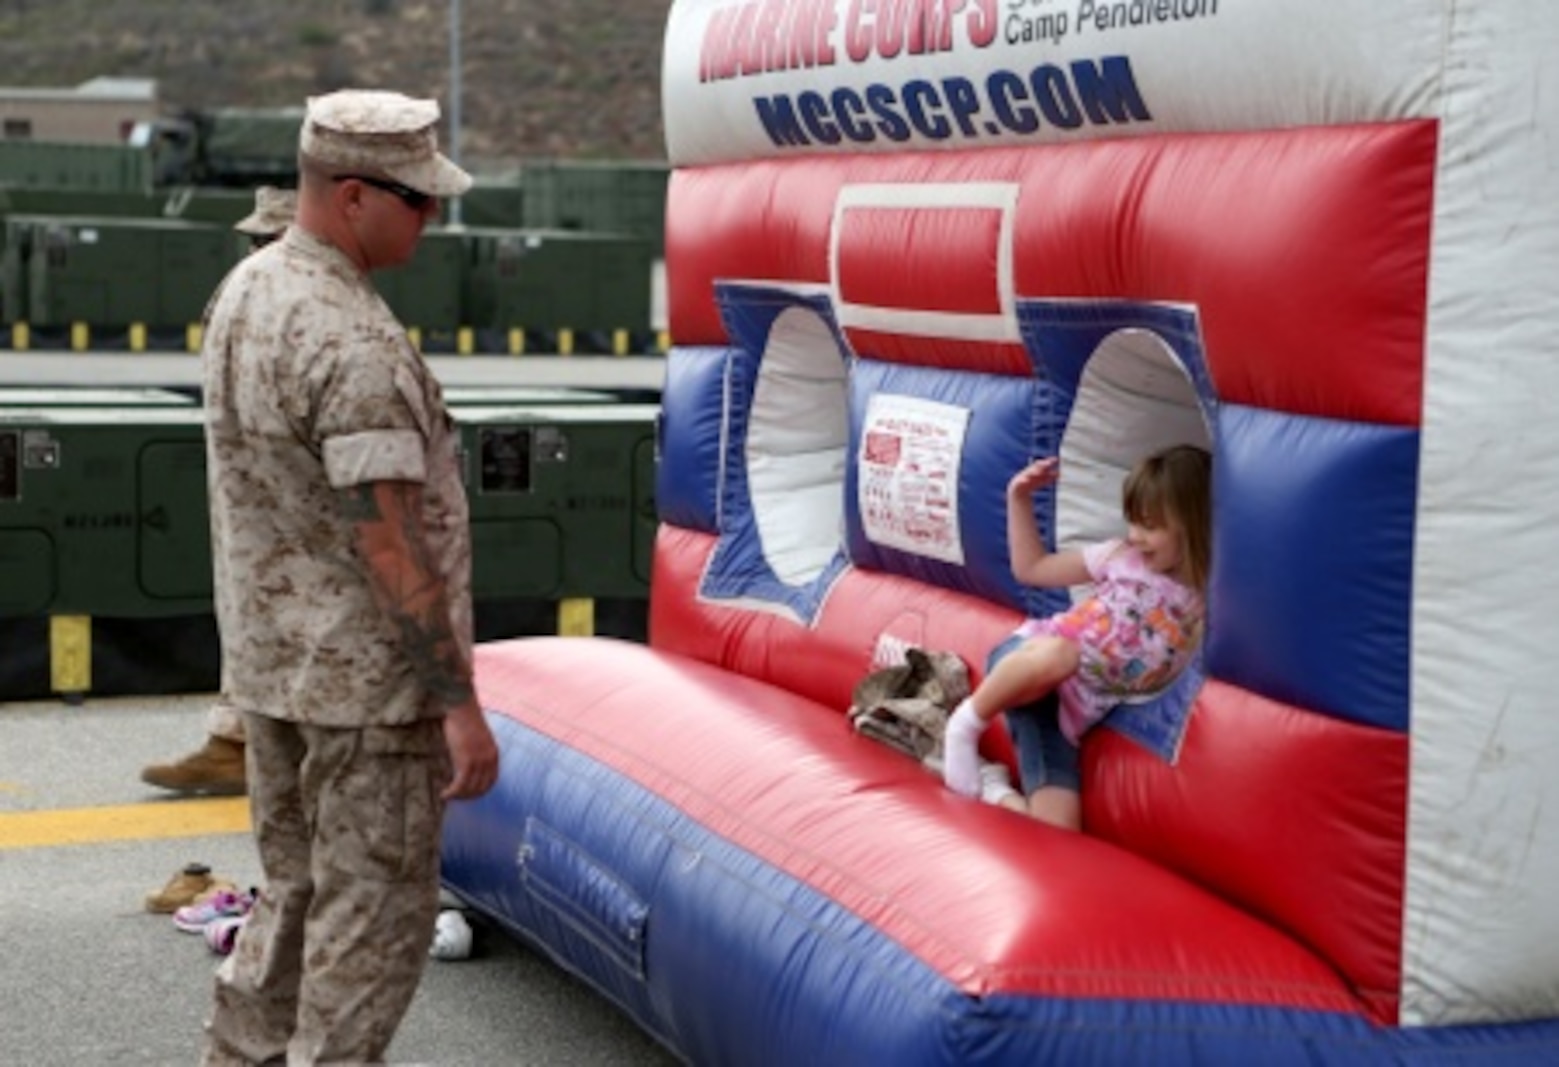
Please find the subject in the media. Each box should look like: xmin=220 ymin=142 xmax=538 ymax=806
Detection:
xmin=11 ymin=322 xmax=28 ymax=350
xmin=49 ymin=615 xmax=92 ymax=699
xmin=70 ymin=322 xmax=89 ymax=352
xmin=186 ymin=323 xmax=204 ymax=353
xmin=612 ymin=329 xmax=629 ymax=356
xmin=407 ymin=327 xmax=422 ymax=351
xmin=508 ymin=328 xmax=525 ymax=356
xmin=129 ymin=323 xmax=147 ymax=352
xmin=656 ymin=330 xmax=672 ymax=354
xmin=557 ymin=598 xmax=596 ymax=637
xmin=558 ymin=328 xmax=575 ymax=356
xmin=457 ymin=327 xmax=474 ymax=356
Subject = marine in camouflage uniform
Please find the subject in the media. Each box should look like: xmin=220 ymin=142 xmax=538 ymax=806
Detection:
xmin=200 ymin=90 xmax=498 ymax=1067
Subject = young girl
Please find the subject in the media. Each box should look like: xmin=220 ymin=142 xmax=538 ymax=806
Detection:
xmin=942 ymin=444 xmax=1213 ymax=830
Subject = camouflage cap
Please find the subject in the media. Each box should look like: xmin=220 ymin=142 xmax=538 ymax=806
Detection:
xmin=232 ymin=185 xmax=297 ymax=237
xmin=300 ymin=89 xmax=472 ymax=198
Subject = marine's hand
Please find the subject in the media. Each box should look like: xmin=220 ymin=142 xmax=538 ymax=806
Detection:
xmin=442 ymin=700 xmax=500 ymax=800
xmin=1008 ymin=457 xmax=1060 ymax=496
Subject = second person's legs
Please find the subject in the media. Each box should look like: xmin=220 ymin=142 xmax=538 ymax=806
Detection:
xmin=202 ymin=712 xmax=309 ymax=1066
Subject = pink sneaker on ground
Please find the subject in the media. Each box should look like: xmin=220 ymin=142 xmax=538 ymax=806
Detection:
xmin=204 ymin=914 xmax=247 ymax=956
xmin=172 ymin=888 xmax=254 ymax=933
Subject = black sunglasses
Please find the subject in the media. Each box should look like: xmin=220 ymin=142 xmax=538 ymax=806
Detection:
xmin=333 ymin=173 xmax=433 ymax=211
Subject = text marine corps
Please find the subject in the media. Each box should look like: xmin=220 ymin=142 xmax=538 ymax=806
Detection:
xmin=700 ymin=0 xmax=1002 ymax=82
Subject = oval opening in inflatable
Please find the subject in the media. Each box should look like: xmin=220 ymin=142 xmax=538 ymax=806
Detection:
xmin=747 ymin=305 xmax=849 ymax=585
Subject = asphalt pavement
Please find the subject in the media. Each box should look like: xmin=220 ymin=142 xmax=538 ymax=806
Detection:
xmin=0 ymin=691 xmax=682 ymax=1066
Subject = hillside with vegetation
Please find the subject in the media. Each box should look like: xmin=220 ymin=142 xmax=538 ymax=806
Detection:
xmin=0 ymin=0 xmax=669 ymax=171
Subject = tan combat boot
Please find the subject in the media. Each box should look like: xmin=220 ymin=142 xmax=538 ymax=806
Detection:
xmin=140 ymin=736 xmax=247 ymax=796
xmin=145 ymin=862 xmax=216 ymax=913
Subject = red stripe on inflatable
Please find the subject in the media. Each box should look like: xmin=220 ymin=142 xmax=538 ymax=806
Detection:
xmin=837 ymin=206 xmax=1003 ymax=314
xmin=1085 ymin=681 xmax=1407 ymax=1024
xmin=839 ymin=329 xmax=1033 ymax=376
xmin=475 ymin=635 xmax=1363 ymax=1014
xmin=667 ymin=122 xmax=1433 ymax=425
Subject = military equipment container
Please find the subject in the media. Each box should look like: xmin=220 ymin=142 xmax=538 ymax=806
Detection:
xmin=0 ymin=400 xmax=659 ymax=697
xmin=457 ymin=403 xmax=658 ymax=604
xmin=0 ymin=402 xmax=657 ymax=618
xmin=0 ymin=187 xmax=164 ymax=220
xmin=162 ymin=186 xmax=260 ymax=228
xmin=0 ymin=139 xmax=154 ymax=193
xmin=465 ymin=229 xmax=653 ymax=335
xmin=457 ymin=178 xmax=525 ymax=229
xmin=0 ymin=216 xmax=30 ymax=325
xmin=520 ymin=160 xmax=669 ymax=256
xmin=20 ymin=215 xmax=237 ymax=328
xmin=374 ymin=227 xmax=466 ymax=332
xmin=0 ymin=406 xmax=211 ymax=618
xmin=0 ymin=405 xmax=214 ymax=700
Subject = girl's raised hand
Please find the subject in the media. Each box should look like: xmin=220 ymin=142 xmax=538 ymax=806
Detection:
xmin=1009 ymin=457 xmax=1060 ymax=495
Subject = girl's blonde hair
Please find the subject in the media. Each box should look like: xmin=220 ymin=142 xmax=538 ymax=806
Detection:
xmin=1122 ymin=444 xmax=1213 ymax=590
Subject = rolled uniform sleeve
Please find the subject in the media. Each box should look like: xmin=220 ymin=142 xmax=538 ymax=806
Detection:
xmin=323 ymin=430 xmax=426 ymax=487
xmin=314 ymin=351 xmax=434 ymax=488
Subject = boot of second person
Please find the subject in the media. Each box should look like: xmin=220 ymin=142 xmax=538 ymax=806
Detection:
xmin=141 ymin=736 xmax=247 ymax=796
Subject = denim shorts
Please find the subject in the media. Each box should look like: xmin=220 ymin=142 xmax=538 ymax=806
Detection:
xmin=987 ymin=632 xmax=1081 ymax=794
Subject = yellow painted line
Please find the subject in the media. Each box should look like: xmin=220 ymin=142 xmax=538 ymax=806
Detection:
xmin=0 ymin=797 xmax=250 ymax=851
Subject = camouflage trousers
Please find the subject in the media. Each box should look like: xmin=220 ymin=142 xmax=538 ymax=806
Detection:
xmin=202 ymin=712 xmax=451 ymax=1066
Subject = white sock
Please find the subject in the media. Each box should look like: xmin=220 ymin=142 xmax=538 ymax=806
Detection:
xmin=942 ymin=699 xmax=985 ymax=797
xmin=979 ymin=762 xmax=1020 ymax=807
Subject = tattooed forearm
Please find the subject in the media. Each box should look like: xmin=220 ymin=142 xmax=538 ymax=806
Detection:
xmin=391 ymin=614 xmax=475 ymax=706
xmin=348 ymin=480 xmax=475 ymax=709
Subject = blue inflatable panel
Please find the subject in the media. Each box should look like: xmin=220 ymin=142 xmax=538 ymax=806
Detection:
xmin=1206 ymin=404 xmax=1417 ymax=730
xmin=845 ymin=359 xmax=1044 ymax=614
xmin=1018 ymin=299 xmax=1219 ymax=424
xmin=701 ymin=518 xmax=851 ymax=622
xmin=442 ymin=710 xmax=1559 ymax=1065
xmin=656 ymin=346 xmax=732 ymax=534
xmin=692 ymin=284 xmax=855 ymax=621
xmin=715 ymin=282 xmax=848 ymax=362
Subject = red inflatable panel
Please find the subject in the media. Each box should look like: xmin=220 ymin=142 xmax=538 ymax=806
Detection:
xmin=653 ymin=525 xmax=1016 ymax=737
xmin=837 ymin=206 xmax=1004 ymax=314
xmin=1085 ymin=681 xmax=1409 ymax=1023
xmin=476 ymin=635 xmax=1364 ymax=1013
xmin=666 ymin=122 xmax=1435 ymax=425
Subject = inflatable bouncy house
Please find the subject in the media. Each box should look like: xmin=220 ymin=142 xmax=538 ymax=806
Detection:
xmin=441 ymin=1 xmax=1559 ymax=1061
